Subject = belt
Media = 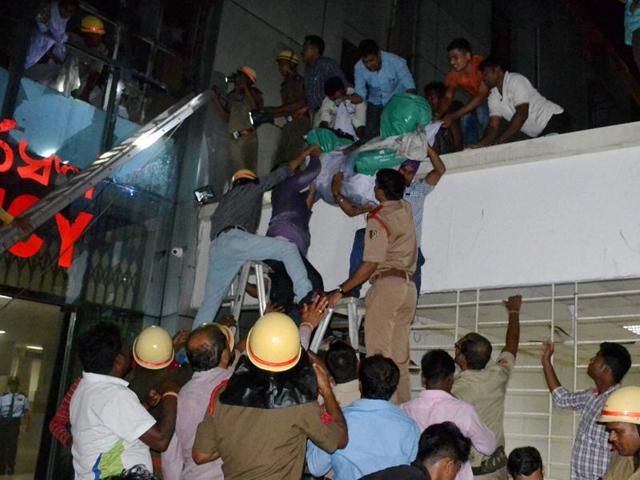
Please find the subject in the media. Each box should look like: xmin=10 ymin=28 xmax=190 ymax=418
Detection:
xmin=371 ymin=268 xmax=411 ymax=283
xmin=216 ymin=225 xmax=247 ymax=238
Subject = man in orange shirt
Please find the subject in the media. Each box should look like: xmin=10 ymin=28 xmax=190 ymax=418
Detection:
xmin=436 ymin=38 xmax=490 ymax=147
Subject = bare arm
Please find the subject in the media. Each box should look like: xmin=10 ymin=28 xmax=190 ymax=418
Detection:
xmin=424 ymin=146 xmax=446 ymax=186
xmin=496 ymin=103 xmax=529 ymax=144
xmin=473 ymin=116 xmax=501 ymax=148
xmin=541 ymin=340 xmax=562 ymax=392
xmin=443 ymin=82 xmax=490 ymax=128
xmin=139 ymin=395 xmax=177 ymax=452
xmin=503 ymin=295 xmax=521 ymax=357
xmin=326 ymin=261 xmax=378 ymax=307
xmin=437 ymin=85 xmax=456 ymax=118
xmin=313 ymin=360 xmax=348 ymax=449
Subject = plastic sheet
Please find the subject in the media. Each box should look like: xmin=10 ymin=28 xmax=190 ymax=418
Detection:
xmin=354 ymin=148 xmax=404 ymax=175
xmin=340 ymin=174 xmax=378 ymax=206
xmin=314 ymin=150 xmax=350 ymax=205
xmin=380 ymin=93 xmax=432 ymax=138
xmin=306 ymin=128 xmax=353 ymax=152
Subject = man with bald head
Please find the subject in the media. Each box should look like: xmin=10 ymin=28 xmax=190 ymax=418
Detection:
xmin=452 ymin=296 xmax=522 ymax=480
xmin=162 ymin=325 xmax=232 ymax=480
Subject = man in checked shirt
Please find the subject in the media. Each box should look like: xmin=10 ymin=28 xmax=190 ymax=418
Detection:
xmin=542 ymin=340 xmax=632 ymax=480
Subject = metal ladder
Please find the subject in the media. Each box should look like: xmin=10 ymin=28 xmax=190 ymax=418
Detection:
xmin=310 ymin=296 xmax=363 ymax=353
xmin=223 ymin=261 xmax=270 ymax=340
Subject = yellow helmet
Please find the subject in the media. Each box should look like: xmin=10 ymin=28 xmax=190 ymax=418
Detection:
xmin=599 ymin=386 xmax=640 ymax=425
xmin=133 ymin=326 xmax=174 ymax=370
xmin=246 ymin=313 xmax=301 ymax=372
xmin=81 ymin=16 xmax=106 ymax=35
xmin=231 ymin=169 xmax=257 ymax=183
xmin=277 ymin=50 xmax=300 ymax=65
xmin=214 ymin=324 xmax=235 ymax=352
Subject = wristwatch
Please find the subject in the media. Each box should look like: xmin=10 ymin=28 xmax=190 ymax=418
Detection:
xmin=337 ymin=285 xmax=345 ymax=295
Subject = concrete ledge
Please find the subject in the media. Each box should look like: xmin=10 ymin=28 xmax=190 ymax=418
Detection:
xmin=430 ymin=121 xmax=640 ymax=174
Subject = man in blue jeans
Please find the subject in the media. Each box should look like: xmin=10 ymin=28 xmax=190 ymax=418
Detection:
xmin=192 ymin=145 xmax=321 ymax=329
xmin=333 ymin=147 xmax=446 ymax=297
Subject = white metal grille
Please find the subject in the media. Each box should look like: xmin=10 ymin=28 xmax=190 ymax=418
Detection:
xmin=410 ymin=279 xmax=640 ymax=480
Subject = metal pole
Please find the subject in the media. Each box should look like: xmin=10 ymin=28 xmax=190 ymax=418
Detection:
xmin=45 ymin=310 xmax=77 ymax=480
xmin=547 ymin=284 xmax=555 ymax=477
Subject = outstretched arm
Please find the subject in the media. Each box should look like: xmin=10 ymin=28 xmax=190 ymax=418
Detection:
xmin=541 ymin=340 xmax=561 ymax=392
xmin=424 ymin=146 xmax=446 ymax=186
xmin=503 ymin=295 xmax=521 ymax=357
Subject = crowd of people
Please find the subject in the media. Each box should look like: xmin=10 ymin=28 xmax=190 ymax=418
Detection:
xmin=37 ymin=295 xmax=640 ymax=480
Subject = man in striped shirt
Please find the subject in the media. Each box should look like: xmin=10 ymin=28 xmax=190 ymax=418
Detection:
xmin=542 ymin=341 xmax=631 ymax=480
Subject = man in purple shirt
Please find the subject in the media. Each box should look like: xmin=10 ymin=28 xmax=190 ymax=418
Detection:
xmin=161 ymin=325 xmax=232 ymax=480
xmin=401 ymin=350 xmax=496 ymax=480
xmin=265 ymin=153 xmax=323 ymax=319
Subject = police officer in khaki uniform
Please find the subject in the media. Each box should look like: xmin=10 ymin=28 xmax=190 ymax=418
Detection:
xmin=451 ymin=296 xmax=522 ymax=480
xmin=192 ymin=312 xmax=347 ymax=480
xmin=264 ymin=51 xmax=310 ymax=165
xmin=212 ymin=66 xmax=263 ymax=171
xmin=327 ymin=168 xmax=417 ymax=403
xmin=600 ymin=386 xmax=640 ymax=480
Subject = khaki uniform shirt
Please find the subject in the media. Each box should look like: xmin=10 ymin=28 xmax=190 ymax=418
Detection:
xmin=451 ymin=351 xmax=515 ymax=467
xmin=363 ymin=200 xmax=417 ymax=274
xmin=605 ymin=452 xmax=640 ymax=480
xmin=194 ymin=400 xmax=341 ymax=480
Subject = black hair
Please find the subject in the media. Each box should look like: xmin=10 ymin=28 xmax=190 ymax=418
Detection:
xmin=507 ymin=447 xmax=543 ymax=477
xmin=458 ymin=333 xmax=493 ymax=370
xmin=600 ymin=342 xmax=632 ymax=383
xmin=478 ymin=56 xmax=508 ymax=72
xmin=375 ymin=168 xmax=406 ymax=201
xmin=76 ymin=322 xmax=123 ymax=375
xmin=325 ymin=340 xmax=358 ymax=384
xmin=359 ymin=39 xmax=380 ymax=58
xmin=324 ymin=76 xmax=346 ymax=97
xmin=417 ymin=422 xmax=471 ymax=465
xmin=187 ymin=325 xmax=228 ymax=372
xmin=59 ymin=0 xmax=79 ymax=6
xmin=447 ymin=38 xmax=472 ymax=54
xmin=424 ymin=81 xmax=446 ymax=97
xmin=359 ymin=354 xmax=399 ymax=400
xmin=421 ymin=349 xmax=455 ymax=384
xmin=104 ymin=465 xmax=155 ymax=480
xmin=304 ymin=35 xmax=325 ymax=56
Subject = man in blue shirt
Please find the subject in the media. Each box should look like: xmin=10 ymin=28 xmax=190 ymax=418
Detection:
xmin=354 ymin=39 xmax=416 ymax=139
xmin=306 ymin=355 xmax=420 ymax=480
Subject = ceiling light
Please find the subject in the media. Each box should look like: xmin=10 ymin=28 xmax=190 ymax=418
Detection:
xmin=624 ymin=325 xmax=640 ymax=335
xmin=26 ymin=345 xmax=43 ymax=351
xmin=0 ymin=295 xmax=11 ymax=300
xmin=0 ymin=330 xmax=5 ymax=334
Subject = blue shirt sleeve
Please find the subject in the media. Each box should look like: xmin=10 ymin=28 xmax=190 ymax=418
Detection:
xmin=306 ymin=438 xmax=333 ymax=477
xmin=354 ymin=61 xmax=368 ymax=99
xmin=395 ymin=56 xmax=416 ymax=92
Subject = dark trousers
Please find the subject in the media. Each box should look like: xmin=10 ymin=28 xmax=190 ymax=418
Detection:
xmin=266 ymin=256 xmax=324 ymax=323
xmin=0 ymin=418 xmax=21 ymax=473
xmin=349 ymin=228 xmax=424 ymax=296
xmin=541 ymin=111 xmax=571 ymax=136
xmin=364 ymin=103 xmax=384 ymax=140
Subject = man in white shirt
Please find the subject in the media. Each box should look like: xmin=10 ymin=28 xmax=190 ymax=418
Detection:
xmin=70 ymin=322 xmax=179 ymax=480
xmin=317 ymin=76 xmax=367 ymax=140
xmin=473 ymin=56 xmax=566 ymax=148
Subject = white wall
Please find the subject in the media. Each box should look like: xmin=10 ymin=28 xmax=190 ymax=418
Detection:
xmin=301 ymin=122 xmax=640 ymax=293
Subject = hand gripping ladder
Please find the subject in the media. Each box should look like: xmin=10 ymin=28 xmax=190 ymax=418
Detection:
xmin=309 ymin=296 xmax=363 ymax=353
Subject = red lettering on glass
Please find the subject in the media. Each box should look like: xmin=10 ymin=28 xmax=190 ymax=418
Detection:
xmin=55 ymin=212 xmax=93 ymax=268
xmin=0 ymin=139 xmax=14 ymax=173
xmin=17 ymin=140 xmax=53 ymax=186
xmin=5 ymin=193 xmax=44 ymax=258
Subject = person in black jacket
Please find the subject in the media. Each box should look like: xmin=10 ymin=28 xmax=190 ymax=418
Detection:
xmin=361 ymin=422 xmax=471 ymax=480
